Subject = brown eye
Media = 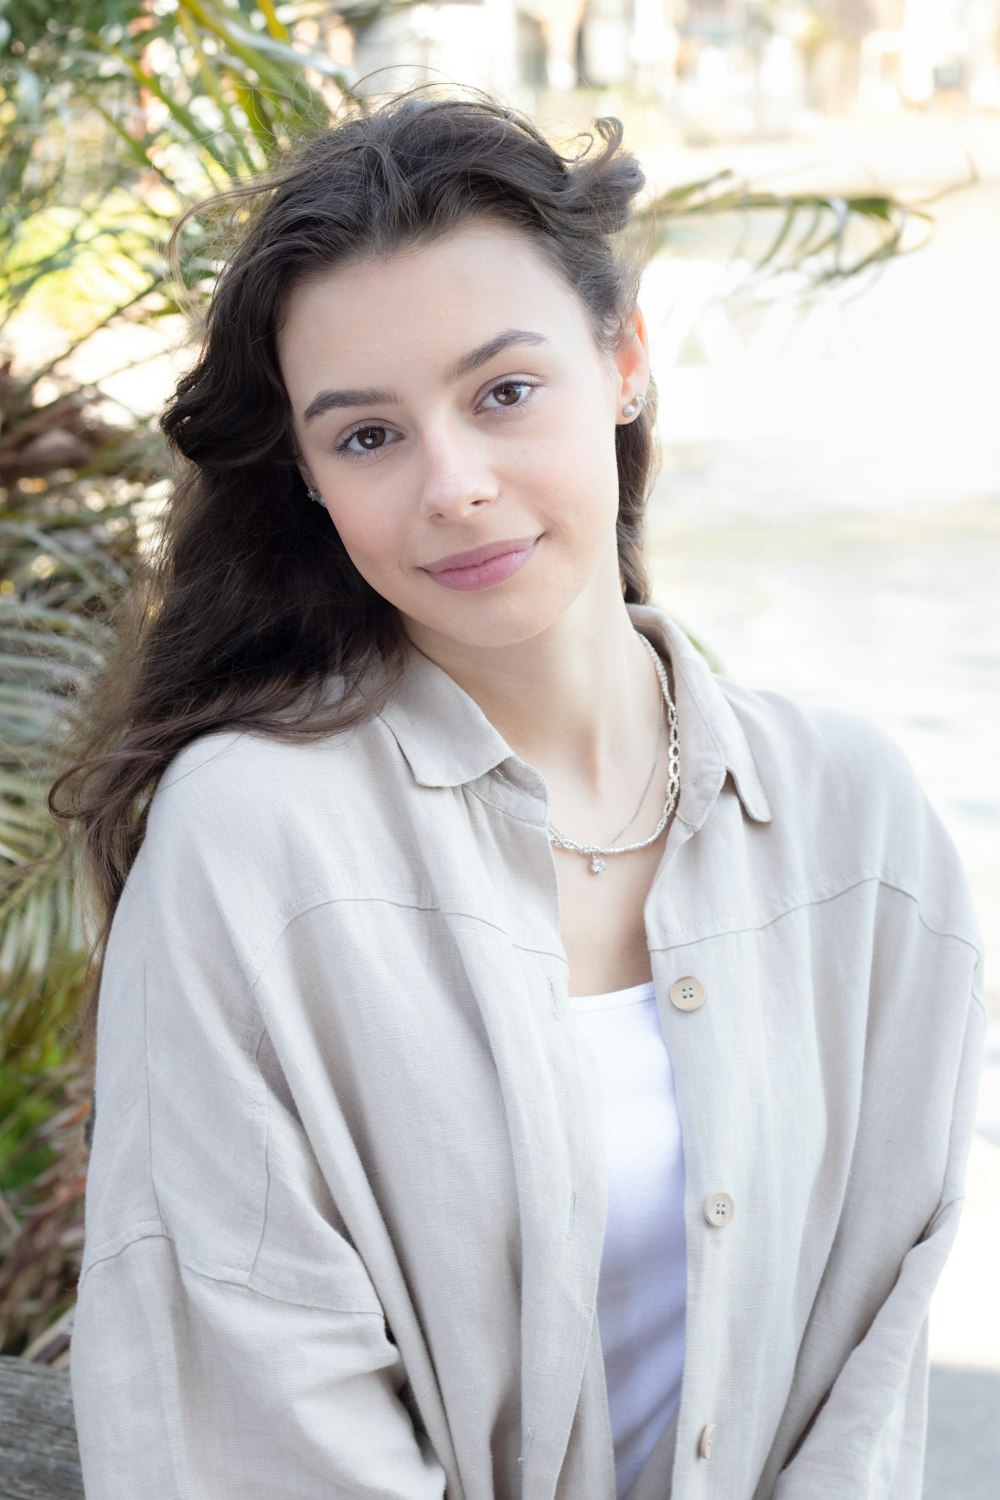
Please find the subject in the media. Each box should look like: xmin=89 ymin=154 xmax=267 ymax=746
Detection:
xmin=482 ymin=380 xmax=536 ymax=412
xmin=491 ymin=383 xmax=523 ymax=406
xmin=336 ymin=422 xmax=399 ymax=460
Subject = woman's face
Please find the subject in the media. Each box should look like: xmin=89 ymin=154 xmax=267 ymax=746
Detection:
xmin=278 ymin=217 xmax=649 ymax=655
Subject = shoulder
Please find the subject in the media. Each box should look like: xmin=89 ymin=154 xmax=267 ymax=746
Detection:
xmin=717 ymin=675 xmax=981 ymax=950
xmin=131 ymin=710 xmax=402 ymax=937
xmin=719 ymin=675 xmax=919 ymax=811
xmin=151 ymin=708 xmax=393 ymax=831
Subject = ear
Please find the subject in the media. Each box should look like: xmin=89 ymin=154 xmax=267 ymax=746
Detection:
xmin=612 ymin=307 xmax=651 ymax=416
xmin=288 ymin=435 xmax=315 ymax=492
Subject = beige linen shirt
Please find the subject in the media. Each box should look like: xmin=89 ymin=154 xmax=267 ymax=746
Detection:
xmin=69 ymin=603 xmax=987 ymax=1500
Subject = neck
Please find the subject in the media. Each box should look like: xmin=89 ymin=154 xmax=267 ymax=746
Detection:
xmin=402 ymin=571 xmax=661 ymax=801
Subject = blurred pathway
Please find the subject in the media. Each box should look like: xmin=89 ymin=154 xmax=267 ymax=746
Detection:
xmin=926 ymin=1365 xmax=1000 ymax=1499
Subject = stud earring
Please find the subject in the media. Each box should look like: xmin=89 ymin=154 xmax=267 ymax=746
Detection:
xmin=306 ymin=485 xmax=324 ymax=505
xmin=622 ymin=393 xmax=648 ymax=419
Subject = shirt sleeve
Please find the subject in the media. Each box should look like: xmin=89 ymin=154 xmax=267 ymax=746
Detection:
xmin=770 ymin=946 xmax=988 ymax=1498
xmin=68 ymin=753 xmax=448 ymax=1500
xmin=70 ymin=1235 xmax=448 ymax=1499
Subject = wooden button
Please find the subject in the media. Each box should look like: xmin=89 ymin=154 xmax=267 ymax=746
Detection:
xmin=703 ymin=1192 xmax=734 ymax=1227
xmin=698 ymin=1423 xmax=717 ymax=1459
xmin=669 ymin=976 xmax=706 ymax=1011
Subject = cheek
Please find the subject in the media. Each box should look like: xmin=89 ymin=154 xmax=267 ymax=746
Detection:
xmin=564 ymin=385 xmax=619 ymax=465
xmin=537 ymin=416 xmax=620 ymax=524
xmin=324 ymin=493 xmax=401 ymax=573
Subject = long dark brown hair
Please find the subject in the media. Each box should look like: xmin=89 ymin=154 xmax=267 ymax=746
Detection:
xmin=48 ymin=89 xmax=660 ymax=1059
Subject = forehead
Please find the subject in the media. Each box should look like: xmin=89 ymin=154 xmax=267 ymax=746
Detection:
xmin=276 ymin=218 xmax=593 ymax=378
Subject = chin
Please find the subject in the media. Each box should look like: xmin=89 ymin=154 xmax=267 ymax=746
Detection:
xmin=409 ymin=589 xmax=584 ymax=655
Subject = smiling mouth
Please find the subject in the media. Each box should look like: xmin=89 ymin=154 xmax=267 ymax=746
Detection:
xmin=421 ymin=536 xmax=541 ymax=592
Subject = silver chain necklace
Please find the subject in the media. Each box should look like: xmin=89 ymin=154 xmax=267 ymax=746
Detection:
xmin=547 ymin=632 xmax=681 ymax=874
xmin=604 ymin=669 xmax=664 ymax=846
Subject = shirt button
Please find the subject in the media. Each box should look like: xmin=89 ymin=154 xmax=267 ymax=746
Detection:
xmin=703 ymin=1192 xmax=734 ymax=1226
xmin=669 ymin=975 xmax=706 ymax=1011
xmin=698 ymin=1423 xmax=717 ymax=1459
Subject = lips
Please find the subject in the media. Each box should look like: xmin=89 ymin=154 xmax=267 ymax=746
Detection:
xmin=422 ymin=536 xmax=540 ymax=575
xmin=421 ymin=535 xmax=541 ymax=592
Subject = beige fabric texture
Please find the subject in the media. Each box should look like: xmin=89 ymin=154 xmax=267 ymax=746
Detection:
xmin=69 ymin=604 xmax=987 ymax=1500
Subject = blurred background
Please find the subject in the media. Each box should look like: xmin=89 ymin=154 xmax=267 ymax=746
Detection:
xmin=0 ymin=2 xmax=997 ymax=1493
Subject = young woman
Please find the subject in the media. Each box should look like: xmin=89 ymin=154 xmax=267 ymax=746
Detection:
xmin=55 ymin=93 xmax=986 ymax=1500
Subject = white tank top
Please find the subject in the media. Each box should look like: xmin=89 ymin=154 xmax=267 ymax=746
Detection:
xmin=565 ymin=980 xmax=686 ymax=1500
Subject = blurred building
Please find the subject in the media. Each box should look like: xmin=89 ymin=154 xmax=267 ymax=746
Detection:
xmin=852 ymin=1 xmax=1000 ymax=111
xmin=345 ymin=0 xmax=1000 ymax=126
xmin=348 ymin=0 xmax=588 ymax=103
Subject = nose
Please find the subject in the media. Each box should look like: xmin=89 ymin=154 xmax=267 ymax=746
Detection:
xmin=417 ymin=420 xmax=499 ymax=520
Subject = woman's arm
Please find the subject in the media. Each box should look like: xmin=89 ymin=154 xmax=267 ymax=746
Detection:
xmin=69 ymin=758 xmax=448 ymax=1500
xmin=769 ymin=956 xmax=987 ymax=1497
xmin=70 ymin=1233 xmax=446 ymax=1500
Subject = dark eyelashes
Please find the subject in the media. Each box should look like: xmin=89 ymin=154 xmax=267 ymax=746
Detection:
xmin=333 ymin=379 xmax=540 ymax=460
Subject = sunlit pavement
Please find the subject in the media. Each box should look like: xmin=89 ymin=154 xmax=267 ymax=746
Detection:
xmin=926 ymin=1366 xmax=1000 ymax=1499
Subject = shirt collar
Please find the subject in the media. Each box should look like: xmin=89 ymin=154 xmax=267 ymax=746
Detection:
xmin=629 ymin=604 xmax=773 ymax=826
xmin=375 ymin=603 xmax=772 ymax=825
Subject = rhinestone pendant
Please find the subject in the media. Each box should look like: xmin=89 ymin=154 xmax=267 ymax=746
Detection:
xmin=589 ymin=855 xmax=606 ymax=874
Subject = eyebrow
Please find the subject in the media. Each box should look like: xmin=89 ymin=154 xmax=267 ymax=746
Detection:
xmin=301 ymin=329 xmax=549 ymax=424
